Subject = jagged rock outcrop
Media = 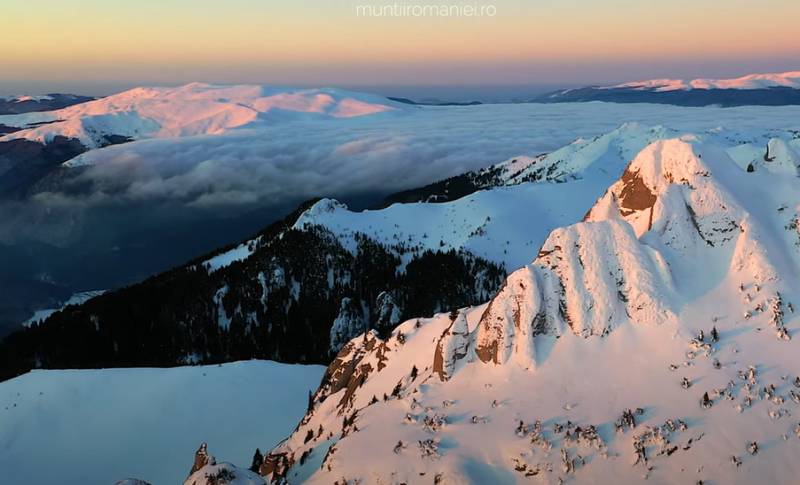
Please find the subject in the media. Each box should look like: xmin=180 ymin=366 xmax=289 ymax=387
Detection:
xmin=190 ymin=443 xmax=214 ymax=476
xmin=374 ymin=291 xmax=401 ymax=335
xmin=433 ymin=310 xmax=471 ymax=380
xmin=328 ymin=298 xmax=366 ymax=353
xmin=184 ymin=444 xmax=265 ymax=485
xmin=475 ymin=218 xmax=676 ymax=368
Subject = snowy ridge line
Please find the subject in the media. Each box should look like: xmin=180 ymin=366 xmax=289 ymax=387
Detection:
xmin=0 ymin=83 xmax=402 ymax=149
xmin=0 ymin=95 xmax=55 ymax=102
xmin=22 ymin=289 xmax=106 ymax=327
xmin=609 ymin=70 xmax=800 ymax=92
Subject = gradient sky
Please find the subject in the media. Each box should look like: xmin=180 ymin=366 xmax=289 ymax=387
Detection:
xmin=2 ymin=0 xmax=799 ymax=94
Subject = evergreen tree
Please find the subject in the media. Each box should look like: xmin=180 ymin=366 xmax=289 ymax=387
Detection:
xmin=249 ymin=448 xmax=264 ymax=473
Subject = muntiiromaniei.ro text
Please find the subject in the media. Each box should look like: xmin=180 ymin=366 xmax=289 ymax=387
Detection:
xmin=356 ymin=2 xmax=497 ymax=17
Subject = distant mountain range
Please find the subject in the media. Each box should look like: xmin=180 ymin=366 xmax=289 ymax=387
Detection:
xmin=0 ymin=93 xmax=94 ymax=116
xmin=537 ymin=71 xmax=800 ymax=106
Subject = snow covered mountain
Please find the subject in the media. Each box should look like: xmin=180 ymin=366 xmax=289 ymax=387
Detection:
xmin=610 ymin=71 xmax=800 ymax=92
xmin=538 ymin=71 xmax=800 ymax=107
xmin=0 ymin=93 xmax=93 ymax=117
xmin=0 ymin=83 xmax=400 ymax=150
xmin=240 ymin=129 xmax=800 ymax=484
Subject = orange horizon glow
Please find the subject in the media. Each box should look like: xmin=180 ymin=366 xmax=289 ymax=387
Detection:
xmin=2 ymin=0 xmax=799 ymax=86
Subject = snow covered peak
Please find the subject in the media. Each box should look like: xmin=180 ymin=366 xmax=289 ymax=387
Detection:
xmin=0 ymin=83 xmax=400 ymax=148
xmin=486 ymin=123 xmax=679 ymax=185
xmin=612 ymin=71 xmax=800 ymax=92
xmin=257 ymin=129 xmax=800 ymax=484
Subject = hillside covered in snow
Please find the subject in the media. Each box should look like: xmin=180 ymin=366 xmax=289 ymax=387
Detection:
xmin=0 ymin=360 xmax=324 ymax=485
xmin=236 ymin=128 xmax=800 ymax=484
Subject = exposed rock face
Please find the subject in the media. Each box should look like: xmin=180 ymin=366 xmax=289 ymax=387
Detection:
xmin=374 ymin=291 xmax=401 ymax=335
xmin=317 ymin=330 xmax=390 ymax=412
xmin=751 ymin=138 xmax=800 ymax=175
xmin=586 ymin=138 xmax=740 ymax=245
xmin=473 ymin=217 xmax=677 ymax=368
xmin=183 ymin=443 xmax=267 ymax=485
xmin=190 ymin=443 xmax=214 ymax=476
xmin=329 ymin=298 xmax=366 ymax=354
xmin=184 ymin=463 xmax=266 ymax=485
xmin=433 ymin=310 xmax=471 ymax=380
xmin=617 ymin=166 xmax=658 ymax=230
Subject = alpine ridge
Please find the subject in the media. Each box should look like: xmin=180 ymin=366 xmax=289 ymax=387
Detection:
xmin=538 ymin=70 xmax=800 ymax=107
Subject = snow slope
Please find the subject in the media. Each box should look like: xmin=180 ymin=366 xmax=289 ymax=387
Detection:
xmin=611 ymin=71 xmax=800 ymax=92
xmin=0 ymin=361 xmax=324 ymax=485
xmin=0 ymin=83 xmax=400 ymax=149
xmin=255 ymin=131 xmax=800 ymax=484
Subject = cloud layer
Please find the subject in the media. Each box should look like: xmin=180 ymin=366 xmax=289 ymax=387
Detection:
xmin=4 ymin=101 xmax=800 ymax=246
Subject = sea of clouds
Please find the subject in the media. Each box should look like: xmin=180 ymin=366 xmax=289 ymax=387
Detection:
xmin=2 ymin=100 xmax=800 ymax=249
xmin=15 ymin=101 xmax=800 ymax=215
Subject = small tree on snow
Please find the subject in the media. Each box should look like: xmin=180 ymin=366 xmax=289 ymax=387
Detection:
xmin=250 ymin=448 xmax=264 ymax=473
